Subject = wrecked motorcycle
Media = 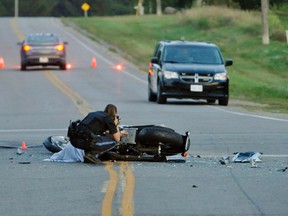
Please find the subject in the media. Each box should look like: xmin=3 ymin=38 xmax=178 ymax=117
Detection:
xmin=43 ymin=123 xmax=190 ymax=162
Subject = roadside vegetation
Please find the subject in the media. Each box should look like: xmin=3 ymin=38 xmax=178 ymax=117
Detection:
xmin=63 ymin=6 xmax=288 ymax=114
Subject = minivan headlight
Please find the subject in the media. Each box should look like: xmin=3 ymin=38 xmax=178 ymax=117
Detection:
xmin=214 ymin=72 xmax=227 ymax=81
xmin=163 ymin=71 xmax=179 ymax=79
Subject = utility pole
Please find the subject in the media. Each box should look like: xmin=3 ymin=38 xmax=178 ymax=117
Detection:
xmin=156 ymin=0 xmax=162 ymax=16
xmin=261 ymin=0 xmax=270 ymax=45
xmin=15 ymin=0 xmax=19 ymax=17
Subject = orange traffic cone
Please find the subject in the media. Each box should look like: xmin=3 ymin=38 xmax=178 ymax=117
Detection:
xmin=90 ymin=57 xmax=97 ymax=68
xmin=0 ymin=57 xmax=4 ymax=69
xmin=21 ymin=141 xmax=28 ymax=150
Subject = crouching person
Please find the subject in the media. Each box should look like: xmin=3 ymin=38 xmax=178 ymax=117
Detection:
xmin=68 ymin=104 xmax=127 ymax=163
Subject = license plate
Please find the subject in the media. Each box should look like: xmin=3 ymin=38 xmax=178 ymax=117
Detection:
xmin=39 ymin=57 xmax=48 ymax=63
xmin=190 ymin=85 xmax=203 ymax=92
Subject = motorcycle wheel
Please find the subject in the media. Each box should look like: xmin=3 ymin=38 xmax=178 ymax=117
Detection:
xmin=138 ymin=126 xmax=183 ymax=147
xmin=43 ymin=136 xmax=68 ymax=153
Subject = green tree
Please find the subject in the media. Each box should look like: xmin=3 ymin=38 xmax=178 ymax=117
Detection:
xmin=51 ymin=0 xmax=82 ymax=17
xmin=0 ymin=0 xmax=286 ymax=17
xmin=0 ymin=0 xmax=13 ymax=16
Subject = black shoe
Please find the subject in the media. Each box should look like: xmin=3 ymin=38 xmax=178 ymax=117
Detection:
xmin=84 ymin=152 xmax=102 ymax=164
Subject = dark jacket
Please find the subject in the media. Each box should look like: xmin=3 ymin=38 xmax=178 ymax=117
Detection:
xmin=69 ymin=111 xmax=117 ymax=150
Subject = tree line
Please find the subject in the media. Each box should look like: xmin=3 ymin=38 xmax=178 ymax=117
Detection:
xmin=0 ymin=0 xmax=287 ymax=17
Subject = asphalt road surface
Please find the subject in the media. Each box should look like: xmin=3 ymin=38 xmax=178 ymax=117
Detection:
xmin=0 ymin=17 xmax=287 ymax=216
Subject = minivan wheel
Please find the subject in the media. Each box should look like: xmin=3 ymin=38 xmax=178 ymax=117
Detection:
xmin=148 ymin=84 xmax=157 ymax=102
xmin=157 ymin=82 xmax=166 ymax=104
xmin=218 ymin=97 xmax=229 ymax=106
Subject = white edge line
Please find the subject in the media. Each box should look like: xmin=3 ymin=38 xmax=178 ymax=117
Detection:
xmin=261 ymin=155 xmax=288 ymax=157
xmin=51 ymin=18 xmax=147 ymax=85
xmin=0 ymin=129 xmax=67 ymax=133
xmin=212 ymin=106 xmax=288 ymax=122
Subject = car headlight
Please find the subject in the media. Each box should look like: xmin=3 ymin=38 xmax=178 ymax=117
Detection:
xmin=163 ymin=71 xmax=179 ymax=79
xmin=214 ymin=72 xmax=227 ymax=81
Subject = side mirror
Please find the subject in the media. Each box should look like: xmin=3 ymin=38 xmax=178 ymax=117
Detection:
xmin=151 ymin=56 xmax=159 ymax=64
xmin=63 ymin=41 xmax=68 ymax=45
xmin=225 ymin=59 xmax=233 ymax=67
xmin=17 ymin=41 xmax=23 ymax=46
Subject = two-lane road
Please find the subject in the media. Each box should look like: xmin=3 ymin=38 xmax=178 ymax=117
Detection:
xmin=0 ymin=17 xmax=287 ymax=216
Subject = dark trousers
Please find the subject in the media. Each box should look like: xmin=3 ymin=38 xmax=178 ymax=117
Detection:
xmin=70 ymin=134 xmax=116 ymax=153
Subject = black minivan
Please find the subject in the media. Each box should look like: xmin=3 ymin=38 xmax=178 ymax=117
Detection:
xmin=148 ymin=40 xmax=233 ymax=105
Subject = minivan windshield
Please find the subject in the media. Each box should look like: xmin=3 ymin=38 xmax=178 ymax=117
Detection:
xmin=163 ymin=45 xmax=223 ymax=65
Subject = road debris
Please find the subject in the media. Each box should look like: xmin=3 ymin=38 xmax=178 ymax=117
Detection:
xmin=250 ymin=158 xmax=257 ymax=168
xmin=18 ymin=161 xmax=31 ymax=164
xmin=232 ymin=152 xmax=262 ymax=163
xmin=219 ymin=152 xmax=262 ymax=168
xmin=219 ymin=156 xmax=230 ymax=165
xmin=277 ymin=167 xmax=288 ymax=172
xmin=16 ymin=148 xmax=24 ymax=155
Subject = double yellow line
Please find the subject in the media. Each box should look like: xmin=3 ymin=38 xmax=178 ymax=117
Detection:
xmin=11 ymin=18 xmax=134 ymax=216
xmin=44 ymin=71 xmax=135 ymax=216
xmin=103 ymin=162 xmax=134 ymax=216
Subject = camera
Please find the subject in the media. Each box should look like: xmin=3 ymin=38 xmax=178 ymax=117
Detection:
xmin=115 ymin=115 xmax=120 ymax=126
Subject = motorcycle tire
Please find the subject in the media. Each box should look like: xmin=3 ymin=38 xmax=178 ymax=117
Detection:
xmin=43 ymin=136 xmax=69 ymax=153
xmin=137 ymin=126 xmax=183 ymax=147
xmin=43 ymin=136 xmax=62 ymax=153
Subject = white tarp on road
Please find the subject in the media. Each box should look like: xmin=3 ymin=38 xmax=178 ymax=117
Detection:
xmin=44 ymin=142 xmax=84 ymax=162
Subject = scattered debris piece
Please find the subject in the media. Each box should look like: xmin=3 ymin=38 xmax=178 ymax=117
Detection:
xmin=219 ymin=156 xmax=230 ymax=165
xmin=277 ymin=167 xmax=287 ymax=172
xmin=250 ymin=158 xmax=257 ymax=168
xmin=232 ymin=152 xmax=262 ymax=163
xmin=18 ymin=162 xmax=31 ymax=164
xmin=167 ymin=154 xmax=186 ymax=163
xmin=16 ymin=148 xmax=24 ymax=155
xmin=0 ymin=144 xmax=42 ymax=149
xmin=0 ymin=145 xmax=17 ymax=148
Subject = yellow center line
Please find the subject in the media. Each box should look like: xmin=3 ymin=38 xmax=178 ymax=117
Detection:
xmin=121 ymin=162 xmax=135 ymax=216
xmin=11 ymin=18 xmax=25 ymax=41
xmin=43 ymin=71 xmax=92 ymax=116
xmin=11 ymin=17 xmax=135 ymax=216
xmin=102 ymin=162 xmax=119 ymax=216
